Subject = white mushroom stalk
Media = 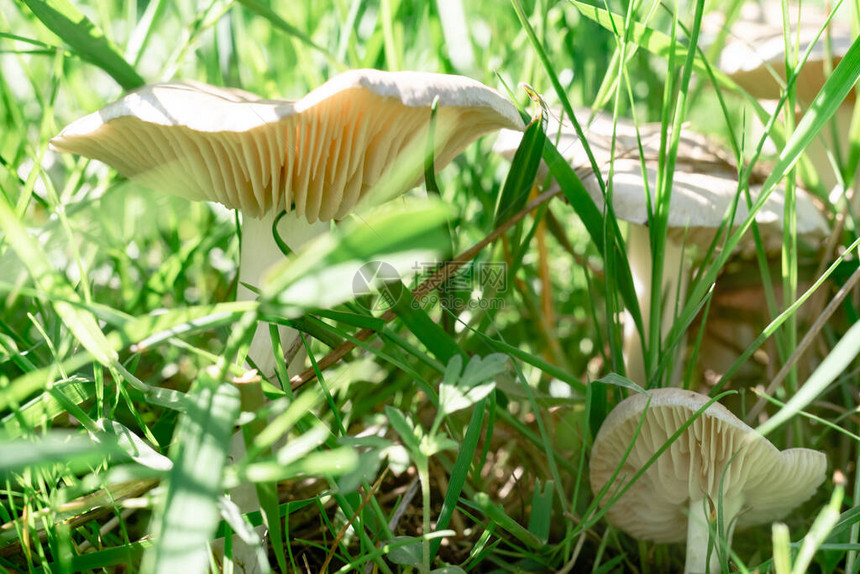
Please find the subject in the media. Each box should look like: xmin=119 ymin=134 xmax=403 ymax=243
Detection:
xmin=52 ymin=70 xmax=524 ymax=378
xmin=590 ymin=389 xmax=827 ymax=574
xmin=239 ymin=211 xmax=329 ymax=376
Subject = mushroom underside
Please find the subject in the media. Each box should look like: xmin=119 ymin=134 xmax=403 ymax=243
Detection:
xmin=590 ymin=396 xmax=827 ymax=544
xmin=54 ymin=93 xmax=505 ymax=222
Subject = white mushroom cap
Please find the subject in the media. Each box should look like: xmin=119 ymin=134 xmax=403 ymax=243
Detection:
xmin=590 ymin=388 xmax=826 ymax=544
xmin=592 ymin=159 xmax=829 ymax=250
xmin=493 ymin=110 xmax=734 ymax=180
xmin=494 ymin=111 xmax=829 ymax=249
xmin=52 ymin=69 xmax=523 ymax=221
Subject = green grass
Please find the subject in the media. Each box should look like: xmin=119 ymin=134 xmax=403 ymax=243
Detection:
xmin=2 ymin=0 xmax=860 ymax=572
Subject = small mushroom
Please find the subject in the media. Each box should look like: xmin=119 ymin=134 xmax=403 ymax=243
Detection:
xmin=494 ymin=111 xmax=827 ymax=384
xmin=590 ymin=388 xmax=826 ymax=574
xmin=53 ymin=69 xmax=523 ymax=377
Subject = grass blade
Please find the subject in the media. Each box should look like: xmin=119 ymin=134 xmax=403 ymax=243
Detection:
xmin=141 ymin=373 xmax=241 ymax=574
xmin=388 ymin=281 xmax=465 ymax=364
xmin=494 ymin=113 xmax=545 ymax=227
xmin=527 ymin=479 xmax=554 ymax=543
xmin=430 ymin=398 xmax=488 ymax=560
xmin=0 ymin=432 xmax=120 ymax=475
xmin=757 ymin=318 xmax=860 ymax=437
xmin=20 ymin=0 xmax=144 ymax=89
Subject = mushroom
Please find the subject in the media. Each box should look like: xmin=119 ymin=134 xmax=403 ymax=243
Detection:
xmin=493 ymin=111 xmax=827 ymax=385
xmin=52 ymin=70 xmax=523 ymax=378
xmin=590 ymin=388 xmax=827 ymax=574
xmin=595 ymin=154 xmax=827 ymax=386
xmin=716 ymin=0 xmax=854 ymax=193
xmin=52 ymin=70 xmax=523 ymax=573
xmin=715 ymin=1 xmax=853 ymax=104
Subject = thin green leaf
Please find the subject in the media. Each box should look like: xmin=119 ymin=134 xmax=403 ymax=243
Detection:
xmin=36 ymin=540 xmax=151 ymax=573
xmin=430 ymin=396 xmax=488 ymax=560
xmin=758 ymin=319 xmax=860 ymax=436
xmin=773 ymin=522 xmax=792 ymax=574
xmin=483 ymin=336 xmax=585 ymax=393
xmin=389 ymin=280 xmax=465 ymax=364
xmin=241 ymin=447 xmax=358 ymax=483
xmin=0 ymin=432 xmax=121 ymax=476
xmin=141 ymin=374 xmax=241 ymax=574
xmin=21 ymin=0 xmax=144 ymax=89
xmin=494 ymin=113 xmax=546 ymax=226
xmin=465 ymin=493 xmax=545 ymax=550
xmin=98 ymin=419 xmax=172 ymax=472
xmin=307 ymin=309 xmax=386 ymax=331
xmin=527 ymin=479 xmax=554 ymax=544
xmin=424 ymin=96 xmax=440 ymax=195
xmin=594 ymin=373 xmax=649 ymax=394
xmin=542 ymin=140 xmax=643 ymax=338
xmin=2 ymin=379 xmax=91 ymax=437
xmin=384 ymin=405 xmax=422 ymax=454
xmin=791 ymin=483 xmax=845 ymax=574
xmin=216 ymin=496 xmax=271 ymax=573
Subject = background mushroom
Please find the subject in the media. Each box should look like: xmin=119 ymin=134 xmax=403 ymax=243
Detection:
xmin=715 ymin=0 xmax=854 ymax=195
xmin=494 ymin=111 xmax=827 ymax=386
xmin=715 ymin=1 xmax=852 ymax=104
xmin=590 ymin=388 xmax=827 ymax=574
xmin=52 ymin=69 xmax=524 ymax=378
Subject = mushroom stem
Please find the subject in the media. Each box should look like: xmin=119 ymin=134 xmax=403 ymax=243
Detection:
xmin=226 ymin=211 xmax=329 ymax=572
xmin=685 ymin=495 xmax=741 ymax=574
xmin=238 ymin=211 xmax=329 ymax=379
xmin=623 ymin=225 xmax=688 ymax=385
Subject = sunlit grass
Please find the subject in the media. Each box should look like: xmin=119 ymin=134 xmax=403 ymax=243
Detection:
xmin=1 ymin=0 xmax=858 ymax=572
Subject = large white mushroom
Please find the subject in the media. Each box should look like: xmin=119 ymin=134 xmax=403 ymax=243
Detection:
xmin=53 ymin=70 xmax=523 ymax=378
xmin=590 ymin=388 xmax=826 ymax=574
xmin=52 ymin=69 xmax=523 ymax=573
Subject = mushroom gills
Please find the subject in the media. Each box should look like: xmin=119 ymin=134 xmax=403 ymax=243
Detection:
xmin=589 ymin=389 xmax=827 ymax=574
